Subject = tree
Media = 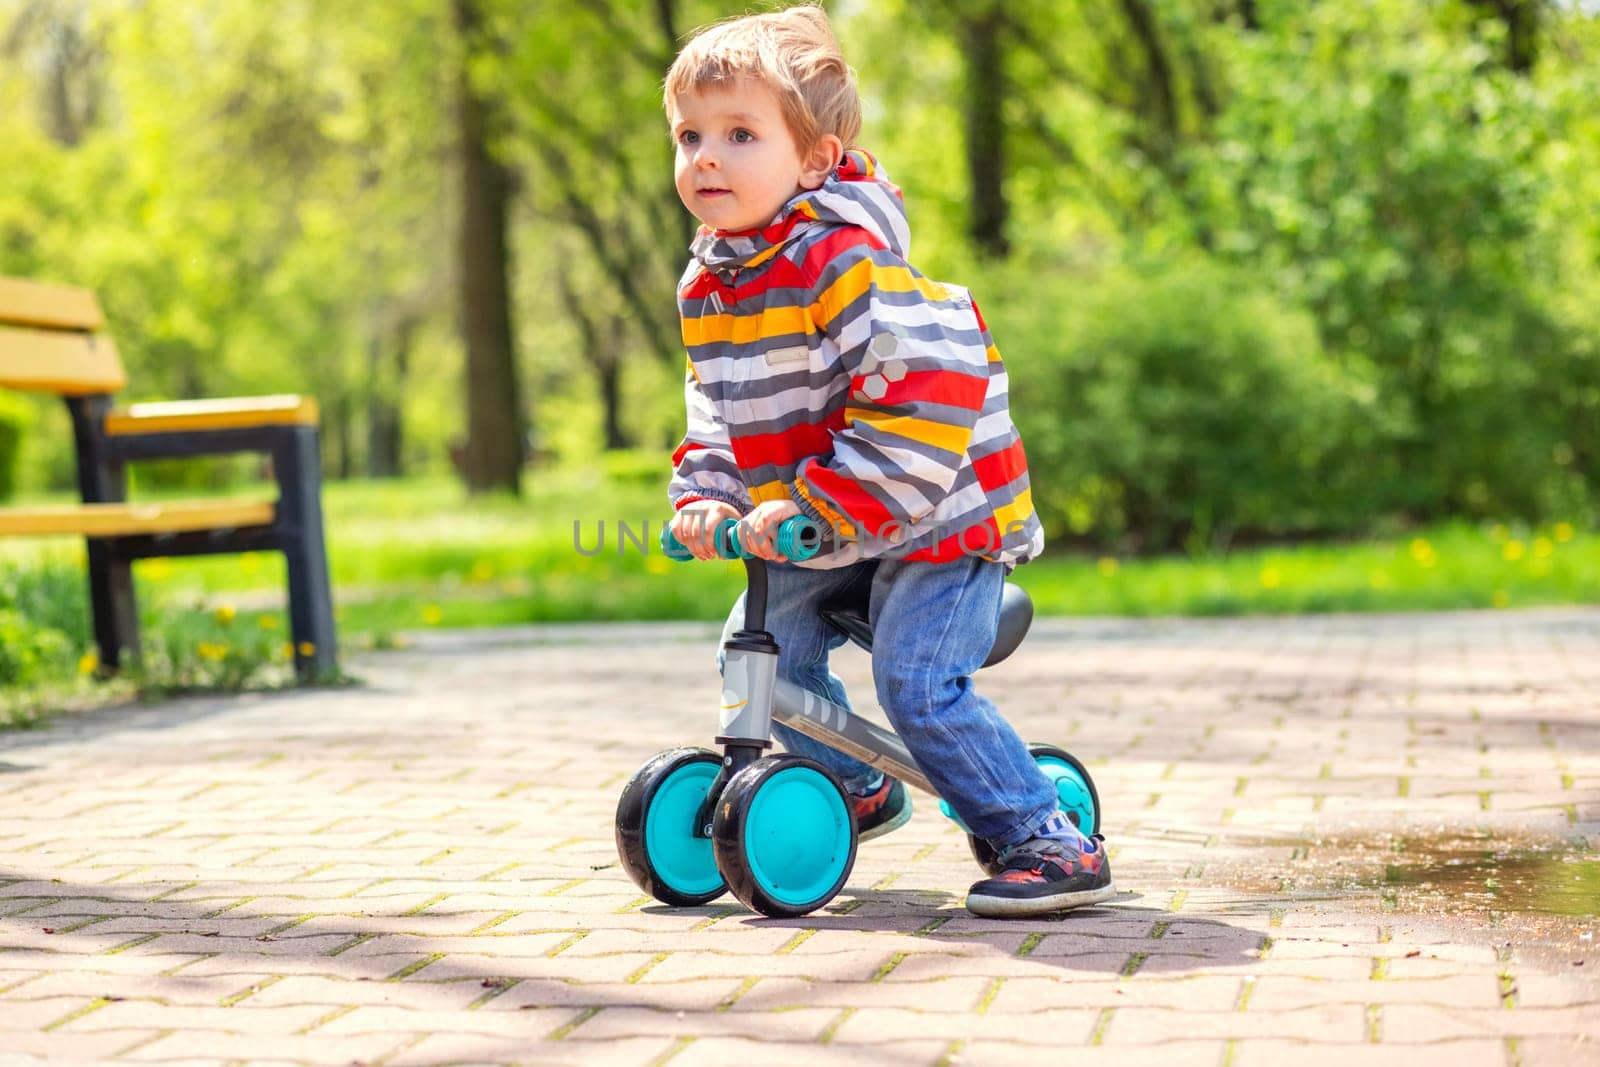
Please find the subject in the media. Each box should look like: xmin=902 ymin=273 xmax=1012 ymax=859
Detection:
xmin=960 ymin=3 xmax=1009 ymax=257
xmin=452 ymin=0 xmax=524 ymax=494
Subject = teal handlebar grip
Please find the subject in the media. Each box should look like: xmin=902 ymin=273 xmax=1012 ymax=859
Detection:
xmin=659 ymin=516 xmax=822 ymax=562
xmin=773 ymin=517 xmax=821 ymax=561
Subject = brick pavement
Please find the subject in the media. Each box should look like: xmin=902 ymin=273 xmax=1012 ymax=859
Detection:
xmin=1 ymin=609 xmax=1596 ymax=1066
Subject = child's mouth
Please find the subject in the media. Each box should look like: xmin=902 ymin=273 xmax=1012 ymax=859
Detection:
xmin=698 ymin=188 xmax=731 ymax=198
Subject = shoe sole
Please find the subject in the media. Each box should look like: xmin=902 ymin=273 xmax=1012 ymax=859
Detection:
xmin=964 ymin=880 xmax=1117 ymax=918
xmin=857 ymin=799 xmax=913 ymax=843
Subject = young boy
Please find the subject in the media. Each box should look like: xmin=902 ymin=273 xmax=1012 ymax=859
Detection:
xmin=664 ymin=4 xmax=1113 ymax=917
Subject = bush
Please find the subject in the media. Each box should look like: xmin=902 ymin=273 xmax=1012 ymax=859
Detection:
xmin=1196 ymin=1 xmax=1600 ymax=528
xmin=998 ymin=259 xmax=1368 ymax=553
xmin=0 ymin=392 xmax=30 ymax=502
xmin=128 ymin=454 xmax=262 ymax=494
xmin=0 ymin=561 xmax=86 ymax=687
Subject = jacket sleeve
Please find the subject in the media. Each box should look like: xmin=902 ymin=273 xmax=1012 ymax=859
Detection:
xmin=787 ymin=240 xmax=990 ymax=540
xmin=668 ymin=360 xmax=753 ymax=514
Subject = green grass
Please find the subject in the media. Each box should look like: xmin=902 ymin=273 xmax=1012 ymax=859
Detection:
xmin=1020 ymin=521 xmax=1596 ymax=617
xmin=2 ymin=470 xmax=1595 ymax=728
xmin=4 ymin=473 xmax=1595 ymax=640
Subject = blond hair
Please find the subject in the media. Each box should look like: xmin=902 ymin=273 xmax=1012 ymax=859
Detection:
xmin=664 ymin=4 xmax=861 ymax=150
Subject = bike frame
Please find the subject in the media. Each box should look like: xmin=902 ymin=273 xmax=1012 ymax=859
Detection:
xmin=700 ymin=557 xmax=937 ymax=839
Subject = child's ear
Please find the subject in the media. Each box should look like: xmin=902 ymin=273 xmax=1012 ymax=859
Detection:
xmin=799 ymin=134 xmax=844 ymax=189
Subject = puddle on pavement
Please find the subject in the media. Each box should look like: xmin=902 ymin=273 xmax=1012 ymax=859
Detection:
xmin=1208 ymin=829 xmax=1598 ymax=968
xmin=1373 ymin=836 xmax=1599 ymax=919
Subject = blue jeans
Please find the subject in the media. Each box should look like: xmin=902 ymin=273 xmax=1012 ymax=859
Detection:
xmin=716 ymin=556 xmax=1061 ymax=848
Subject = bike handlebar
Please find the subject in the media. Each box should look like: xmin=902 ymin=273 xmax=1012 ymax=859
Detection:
xmin=660 ymin=516 xmax=822 ymax=562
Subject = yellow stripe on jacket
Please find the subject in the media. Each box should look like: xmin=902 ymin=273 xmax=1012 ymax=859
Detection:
xmin=682 ymin=304 xmax=812 ymax=347
xmin=810 ymin=258 xmax=953 ymax=330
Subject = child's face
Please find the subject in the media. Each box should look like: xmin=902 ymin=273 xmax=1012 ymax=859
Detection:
xmin=670 ymin=79 xmax=823 ymax=234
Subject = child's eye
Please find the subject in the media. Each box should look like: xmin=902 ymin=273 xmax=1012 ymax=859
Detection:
xmin=677 ymin=130 xmax=699 ymax=146
xmin=731 ymin=129 xmax=755 ymax=144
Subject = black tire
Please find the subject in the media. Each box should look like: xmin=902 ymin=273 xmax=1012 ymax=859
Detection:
xmin=713 ymin=754 xmax=857 ymax=918
xmin=615 ymin=747 xmax=728 ymax=907
xmin=967 ymin=742 xmax=1103 ymax=876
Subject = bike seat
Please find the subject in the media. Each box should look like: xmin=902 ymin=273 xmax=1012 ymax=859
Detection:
xmin=818 ymin=572 xmax=1034 ymax=669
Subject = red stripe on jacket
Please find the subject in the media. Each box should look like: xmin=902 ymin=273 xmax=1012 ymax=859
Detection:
xmin=798 ymin=458 xmax=899 ymax=536
xmin=970 ymin=438 xmax=1029 ymax=492
xmin=729 ymin=417 xmax=841 ymax=471
xmin=856 ymin=369 xmax=988 ymax=413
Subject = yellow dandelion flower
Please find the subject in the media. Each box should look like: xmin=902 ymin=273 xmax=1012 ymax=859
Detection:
xmin=1553 ymin=522 xmax=1575 ymax=543
xmin=78 ymin=650 xmax=99 ymax=675
xmin=1491 ymin=589 xmax=1511 ymax=609
xmin=258 ymin=615 xmax=280 ymax=631
xmin=297 ymin=641 xmax=316 ymax=657
xmin=1097 ymin=557 xmax=1119 ymax=577
xmin=422 ymin=605 xmax=444 ymax=625
xmin=1502 ymin=540 xmax=1525 ymax=562
xmin=280 ymin=641 xmax=294 ymax=660
xmin=1259 ymin=565 xmax=1282 ymax=589
xmin=469 ymin=561 xmax=495 ymax=584
xmin=1409 ymin=538 xmax=1434 ymax=564
xmin=197 ymin=641 xmax=228 ymax=662
xmin=214 ymin=604 xmax=237 ymax=625
xmin=1532 ymin=537 xmax=1553 ymax=558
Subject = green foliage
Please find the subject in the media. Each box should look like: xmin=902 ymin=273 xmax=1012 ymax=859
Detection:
xmin=2 ymin=0 xmax=1598 ymax=542
xmin=0 ymin=392 xmax=30 ymax=501
xmin=0 ymin=552 xmax=315 ymax=725
xmin=127 ymin=455 xmax=262 ymax=494
xmin=126 ymin=600 xmax=302 ymax=696
xmin=999 ymin=259 xmax=1365 ymax=552
xmin=1193 ymin=0 xmax=1598 ymax=525
xmin=0 ymin=608 xmax=72 ymax=689
xmin=0 ymin=559 xmax=84 ymax=695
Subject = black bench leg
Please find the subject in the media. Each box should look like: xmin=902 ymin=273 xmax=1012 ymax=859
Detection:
xmin=86 ymin=539 xmax=139 ymax=674
xmin=276 ymin=426 xmax=338 ymax=682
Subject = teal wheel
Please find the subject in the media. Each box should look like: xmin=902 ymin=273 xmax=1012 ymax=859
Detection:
xmin=968 ymin=743 xmax=1103 ymax=876
xmin=713 ymin=755 xmax=857 ymax=918
xmin=615 ymin=748 xmax=728 ymax=907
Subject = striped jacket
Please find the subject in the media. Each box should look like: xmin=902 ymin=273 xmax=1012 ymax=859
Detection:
xmin=669 ymin=151 xmax=1044 ymax=568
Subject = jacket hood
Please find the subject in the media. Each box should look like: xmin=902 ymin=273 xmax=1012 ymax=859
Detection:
xmin=689 ymin=149 xmax=910 ymax=274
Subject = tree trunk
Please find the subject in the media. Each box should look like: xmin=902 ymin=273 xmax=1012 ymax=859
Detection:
xmin=961 ymin=9 xmax=1009 ymax=257
xmin=596 ymin=359 xmax=626 ymax=452
xmin=331 ymin=393 xmax=354 ymax=480
xmin=555 ymin=268 xmax=630 ymax=451
xmin=1473 ymin=0 xmax=1539 ymax=74
xmin=366 ymin=316 xmax=412 ymax=478
xmin=453 ymin=0 xmax=523 ymax=495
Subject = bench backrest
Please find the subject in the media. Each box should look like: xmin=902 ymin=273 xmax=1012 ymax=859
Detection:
xmin=0 ymin=276 xmax=127 ymax=396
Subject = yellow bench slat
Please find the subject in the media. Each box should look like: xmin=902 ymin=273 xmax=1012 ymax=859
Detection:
xmin=104 ymin=394 xmax=319 ymax=435
xmin=0 ymin=499 xmax=276 ymax=538
xmin=0 ymin=277 xmax=104 ymax=331
xmin=0 ymin=324 xmax=127 ymax=395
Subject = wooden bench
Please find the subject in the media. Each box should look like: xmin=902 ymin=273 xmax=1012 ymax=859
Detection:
xmin=0 ymin=276 xmax=337 ymax=681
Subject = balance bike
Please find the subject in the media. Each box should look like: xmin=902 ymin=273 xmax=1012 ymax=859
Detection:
xmin=614 ymin=517 xmax=1102 ymax=918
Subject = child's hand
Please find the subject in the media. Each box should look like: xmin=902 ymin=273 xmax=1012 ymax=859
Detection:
xmin=739 ymin=500 xmax=803 ymax=561
xmin=671 ymin=501 xmax=740 ymax=560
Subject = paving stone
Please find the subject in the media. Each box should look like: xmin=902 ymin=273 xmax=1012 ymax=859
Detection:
xmin=1 ymin=611 xmax=1596 ymax=1061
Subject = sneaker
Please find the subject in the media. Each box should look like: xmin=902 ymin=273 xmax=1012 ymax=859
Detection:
xmin=852 ymin=776 xmax=912 ymax=842
xmin=965 ymin=835 xmax=1115 ymax=918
